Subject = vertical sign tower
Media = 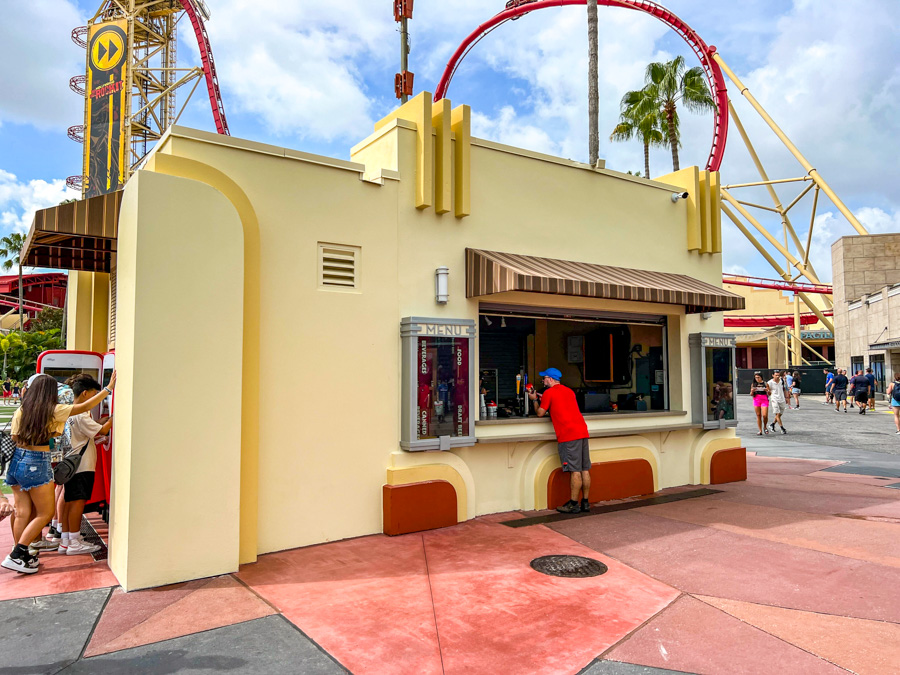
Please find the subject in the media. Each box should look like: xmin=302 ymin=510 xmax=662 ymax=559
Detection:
xmin=68 ymin=0 xmax=229 ymax=196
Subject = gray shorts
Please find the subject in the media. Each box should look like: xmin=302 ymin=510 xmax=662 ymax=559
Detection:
xmin=834 ymin=389 xmax=846 ymax=401
xmin=558 ymin=438 xmax=590 ymax=472
xmin=769 ymin=399 xmax=786 ymax=415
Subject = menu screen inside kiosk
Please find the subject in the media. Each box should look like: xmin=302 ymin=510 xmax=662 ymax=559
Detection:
xmin=417 ymin=335 xmax=470 ymax=440
xmin=705 ymin=347 xmax=735 ymax=422
xmin=42 ymin=367 xmax=101 ymax=384
xmin=479 ymin=311 xmax=667 ymax=418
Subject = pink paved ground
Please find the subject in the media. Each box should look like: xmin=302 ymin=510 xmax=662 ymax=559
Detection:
xmin=1 ymin=451 xmax=898 ymax=674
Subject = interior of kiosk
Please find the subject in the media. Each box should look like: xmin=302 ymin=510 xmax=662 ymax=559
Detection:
xmin=475 ymin=307 xmax=668 ymax=420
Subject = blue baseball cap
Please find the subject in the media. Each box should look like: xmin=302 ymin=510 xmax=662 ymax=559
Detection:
xmin=539 ymin=368 xmax=562 ymax=381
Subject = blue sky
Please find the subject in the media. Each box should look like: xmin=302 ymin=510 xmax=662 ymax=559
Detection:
xmin=2 ymin=0 xmax=898 ymax=281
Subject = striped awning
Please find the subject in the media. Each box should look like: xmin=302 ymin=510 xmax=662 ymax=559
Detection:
xmin=21 ymin=191 xmax=121 ymax=273
xmin=466 ymin=248 xmax=745 ymax=314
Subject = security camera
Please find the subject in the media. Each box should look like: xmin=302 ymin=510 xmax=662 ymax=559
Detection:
xmin=670 ymin=192 xmax=689 ymax=203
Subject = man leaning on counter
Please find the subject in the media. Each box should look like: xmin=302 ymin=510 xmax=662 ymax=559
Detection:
xmin=528 ymin=368 xmax=591 ymax=514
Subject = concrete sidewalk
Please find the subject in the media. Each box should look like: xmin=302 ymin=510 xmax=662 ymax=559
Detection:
xmin=1 ymin=439 xmax=899 ymax=674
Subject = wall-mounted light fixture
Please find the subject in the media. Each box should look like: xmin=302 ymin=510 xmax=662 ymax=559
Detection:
xmin=701 ymin=312 xmax=712 ymax=320
xmin=435 ymin=266 xmax=449 ymax=304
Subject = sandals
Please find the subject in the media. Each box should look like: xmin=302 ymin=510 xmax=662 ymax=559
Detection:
xmin=757 ymin=431 xmax=763 ymax=436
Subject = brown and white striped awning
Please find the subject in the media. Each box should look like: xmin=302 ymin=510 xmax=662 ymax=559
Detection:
xmin=466 ymin=248 xmax=745 ymax=314
xmin=21 ymin=191 xmax=121 ymax=273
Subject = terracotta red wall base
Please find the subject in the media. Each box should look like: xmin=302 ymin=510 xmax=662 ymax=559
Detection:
xmin=710 ymin=447 xmax=747 ymax=484
xmin=548 ymin=458 xmax=654 ymax=510
xmin=383 ymin=480 xmax=458 ymax=536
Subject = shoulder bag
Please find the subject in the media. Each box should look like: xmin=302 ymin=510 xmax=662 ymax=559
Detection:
xmin=53 ymin=442 xmax=90 ymax=485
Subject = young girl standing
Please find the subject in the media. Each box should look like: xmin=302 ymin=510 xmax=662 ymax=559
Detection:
xmin=1 ymin=372 xmax=115 ymax=574
xmin=750 ymin=372 xmax=770 ymax=436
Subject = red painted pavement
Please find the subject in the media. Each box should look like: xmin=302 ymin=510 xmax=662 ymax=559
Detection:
xmin=635 ymin=496 xmax=900 ymax=567
xmin=424 ymin=519 xmax=678 ymax=674
xmin=238 ymin=518 xmax=679 ymax=675
xmin=0 ymin=519 xmax=117 ymax=601
xmin=604 ymin=595 xmax=848 ymax=674
xmin=551 ymin=509 xmax=900 ymax=622
xmin=85 ymin=575 xmax=275 ymax=657
xmin=237 ymin=533 xmax=443 ymax=674
xmin=698 ymin=595 xmax=900 ymax=675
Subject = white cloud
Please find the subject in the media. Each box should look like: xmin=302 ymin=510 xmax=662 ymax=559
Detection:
xmin=0 ymin=0 xmax=85 ymax=129
xmin=0 ymin=169 xmax=74 ymax=237
xmin=472 ymin=106 xmax=560 ymax=156
xmin=193 ymin=0 xmax=396 ymax=141
xmin=723 ymin=264 xmax=750 ymax=276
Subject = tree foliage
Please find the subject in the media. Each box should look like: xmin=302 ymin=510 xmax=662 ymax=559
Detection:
xmin=0 ymin=329 xmax=63 ymax=379
xmin=612 ymin=56 xmax=716 ymax=174
xmin=29 ymin=307 xmax=64 ymax=332
xmin=0 ymin=233 xmax=25 ymax=274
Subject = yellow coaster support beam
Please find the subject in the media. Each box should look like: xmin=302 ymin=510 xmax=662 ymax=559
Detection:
xmin=714 ymin=54 xmax=868 ymax=236
xmin=721 ymin=203 xmax=834 ymax=333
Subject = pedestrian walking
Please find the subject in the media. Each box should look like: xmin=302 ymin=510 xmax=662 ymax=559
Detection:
xmin=889 ymin=374 xmax=900 ymax=435
xmin=767 ymin=370 xmax=788 ymax=434
xmin=784 ymin=371 xmax=794 ymax=408
xmin=528 ymin=367 xmax=591 ymax=514
xmin=832 ymin=369 xmax=849 ymax=412
xmin=750 ymin=372 xmax=770 ymax=435
xmin=849 ymin=370 xmax=871 ymax=415
xmin=823 ymin=368 xmax=834 ymax=404
xmin=865 ymin=368 xmax=876 ymax=411
xmin=790 ymin=370 xmax=802 ymax=409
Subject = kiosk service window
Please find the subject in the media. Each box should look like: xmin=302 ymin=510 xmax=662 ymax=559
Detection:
xmin=477 ymin=306 xmax=669 ymax=421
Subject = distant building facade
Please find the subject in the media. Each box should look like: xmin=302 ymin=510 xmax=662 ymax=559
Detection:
xmin=832 ymin=233 xmax=900 ymax=398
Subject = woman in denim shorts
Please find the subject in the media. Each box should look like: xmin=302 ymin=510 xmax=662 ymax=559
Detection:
xmin=2 ymin=373 xmax=115 ymax=575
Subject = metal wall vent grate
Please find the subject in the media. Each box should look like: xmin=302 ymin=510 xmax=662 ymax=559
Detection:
xmin=318 ymin=243 xmax=360 ymax=290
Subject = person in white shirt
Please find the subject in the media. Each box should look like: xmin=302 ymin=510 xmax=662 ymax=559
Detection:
xmin=767 ymin=370 xmax=788 ymax=434
xmin=59 ymin=374 xmax=113 ymax=555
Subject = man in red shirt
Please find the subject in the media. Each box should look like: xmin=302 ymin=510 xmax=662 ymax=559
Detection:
xmin=528 ymin=368 xmax=590 ymax=514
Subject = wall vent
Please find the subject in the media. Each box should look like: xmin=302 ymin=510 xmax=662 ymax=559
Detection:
xmin=318 ymin=243 xmax=360 ymax=290
xmin=108 ymin=261 xmax=117 ymax=348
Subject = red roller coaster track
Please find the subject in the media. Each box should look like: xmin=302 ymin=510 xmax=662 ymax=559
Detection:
xmin=722 ymin=274 xmax=833 ymax=295
xmin=724 ymin=311 xmax=832 ymax=328
xmin=69 ymin=1 xmax=228 ymax=137
xmin=434 ymin=0 xmax=729 ymax=172
xmin=178 ymin=0 xmax=229 ymax=136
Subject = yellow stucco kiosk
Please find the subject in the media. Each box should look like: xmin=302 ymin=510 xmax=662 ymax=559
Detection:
xmin=24 ymin=93 xmax=746 ymax=590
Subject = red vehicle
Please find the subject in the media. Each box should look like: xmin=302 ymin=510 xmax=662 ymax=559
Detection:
xmin=36 ymin=350 xmax=114 ymax=521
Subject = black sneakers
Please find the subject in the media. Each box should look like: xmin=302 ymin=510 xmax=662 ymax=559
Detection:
xmin=556 ymin=500 xmax=581 ymax=514
xmin=581 ymin=499 xmax=591 ymax=513
xmin=781 ymin=426 xmax=787 ymax=434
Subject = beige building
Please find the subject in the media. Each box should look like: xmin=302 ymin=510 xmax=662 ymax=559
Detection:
xmin=832 ymin=233 xmax=900 ymax=396
xmin=722 ymin=281 xmax=833 ymax=369
xmin=24 ymin=93 xmax=746 ymax=590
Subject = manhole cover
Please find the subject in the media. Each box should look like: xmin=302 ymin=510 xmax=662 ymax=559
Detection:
xmin=530 ymin=555 xmax=608 ymax=578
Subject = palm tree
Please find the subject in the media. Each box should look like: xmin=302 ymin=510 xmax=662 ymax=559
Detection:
xmin=0 ymin=233 xmax=27 ymax=331
xmin=642 ymin=56 xmax=716 ymax=171
xmin=610 ymin=88 xmax=667 ymax=179
xmin=587 ymin=0 xmax=599 ymax=167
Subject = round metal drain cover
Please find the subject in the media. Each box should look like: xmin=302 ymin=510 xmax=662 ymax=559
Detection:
xmin=530 ymin=555 xmax=608 ymax=578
